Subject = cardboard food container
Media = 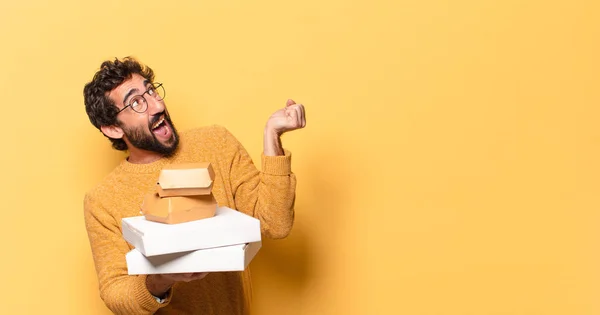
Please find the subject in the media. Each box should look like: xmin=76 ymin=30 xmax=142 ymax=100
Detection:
xmin=122 ymin=206 xmax=262 ymax=257
xmin=126 ymin=241 xmax=262 ymax=275
xmin=141 ymin=192 xmax=217 ymax=225
xmin=157 ymin=162 xmax=215 ymax=197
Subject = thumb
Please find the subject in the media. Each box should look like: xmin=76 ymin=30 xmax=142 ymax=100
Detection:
xmin=286 ymin=99 xmax=296 ymax=107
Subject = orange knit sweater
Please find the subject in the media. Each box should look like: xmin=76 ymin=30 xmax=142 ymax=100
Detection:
xmin=83 ymin=124 xmax=296 ymax=315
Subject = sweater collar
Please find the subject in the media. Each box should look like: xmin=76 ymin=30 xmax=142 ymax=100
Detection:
xmin=117 ymin=155 xmax=171 ymax=173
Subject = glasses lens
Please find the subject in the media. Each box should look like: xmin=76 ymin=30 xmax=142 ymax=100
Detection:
xmin=153 ymin=83 xmax=165 ymax=101
xmin=130 ymin=96 xmax=148 ymax=113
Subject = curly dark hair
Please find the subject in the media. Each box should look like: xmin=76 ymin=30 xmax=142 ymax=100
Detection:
xmin=83 ymin=57 xmax=155 ymax=151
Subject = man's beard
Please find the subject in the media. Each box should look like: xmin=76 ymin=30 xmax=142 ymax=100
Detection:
xmin=120 ymin=112 xmax=180 ymax=157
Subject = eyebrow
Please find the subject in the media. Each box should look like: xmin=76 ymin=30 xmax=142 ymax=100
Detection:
xmin=122 ymin=79 xmax=150 ymax=105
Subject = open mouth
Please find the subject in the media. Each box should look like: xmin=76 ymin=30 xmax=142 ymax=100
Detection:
xmin=151 ymin=115 xmax=169 ymax=137
xmin=151 ymin=116 xmax=165 ymax=130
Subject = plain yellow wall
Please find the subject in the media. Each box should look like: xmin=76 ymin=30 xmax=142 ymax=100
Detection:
xmin=1 ymin=0 xmax=598 ymax=314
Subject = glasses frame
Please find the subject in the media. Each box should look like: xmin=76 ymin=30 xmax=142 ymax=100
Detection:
xmin=116 ymin=82 xmax=165 ymax=115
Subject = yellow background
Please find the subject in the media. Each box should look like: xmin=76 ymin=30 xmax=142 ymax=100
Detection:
xmin=1 ymin=0 xmax=598 ymax=314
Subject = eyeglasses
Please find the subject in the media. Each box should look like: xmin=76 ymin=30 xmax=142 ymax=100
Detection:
xmin=116 ymin=82 xmax=166 ymax=115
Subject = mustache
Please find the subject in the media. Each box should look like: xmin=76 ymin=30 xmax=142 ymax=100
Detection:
xmin=149 ymin=111 xmax=170 ymax=127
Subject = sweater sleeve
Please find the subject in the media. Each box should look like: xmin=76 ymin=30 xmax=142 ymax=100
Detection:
xmin=83 ymin=193 xmax=174 ymax=314
xmin=218 ymin=125 xmax=297 ymax=239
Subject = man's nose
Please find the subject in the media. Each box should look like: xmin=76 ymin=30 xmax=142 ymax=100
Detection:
xmin=146 ymin=95 xmax=165 ymax=116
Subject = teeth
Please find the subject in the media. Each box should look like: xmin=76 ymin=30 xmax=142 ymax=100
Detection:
xmin=152 ymin=117 xmax=165 ymax=130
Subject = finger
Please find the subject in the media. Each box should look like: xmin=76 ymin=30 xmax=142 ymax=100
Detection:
xmin=183 ymin=273 xmax=197 ymax=282
xmin=287 ymin=104 xmax=302 ymax=127
xmin=294 ymin=105 xmax=302 ymax=128
xmin=286 ymin=99 xmax=296 ymax=107
xmin=164 ymin=274 xmax=183 ymax=282
xmin=179 ymin=273 xmax=196 ymax=280
xmin=175 ymin=273 xmax=194 ymax=282
xmin=298 ymin=104 xmax=306 ymax=128
xmin=174 ymin=272 xmax=194 ymax=278
xmin=181 ymin=272 xmax=208 ymax=282
xmin=193 ymin=272 xmax=209 ymax=280
xmin=286 ymin=107 xmax=298 ymax=125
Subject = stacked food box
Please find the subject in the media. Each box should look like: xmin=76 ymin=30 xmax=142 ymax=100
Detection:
xmin=121 ymin=163 xmax=262 ymax=275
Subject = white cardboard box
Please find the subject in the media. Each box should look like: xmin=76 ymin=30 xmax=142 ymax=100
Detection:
xmin=122 ymin=207 xmax=261 ymax=257
xmin=126 ymin=241 xmax=262 ymax=275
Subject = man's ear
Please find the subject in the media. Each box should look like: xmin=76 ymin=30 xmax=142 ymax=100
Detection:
xmin=100 ymin=125 xmax=124 ymax=139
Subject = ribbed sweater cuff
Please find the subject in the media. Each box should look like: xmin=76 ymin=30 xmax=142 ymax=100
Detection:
xmin=134 ymin=275 xmax=172 ymax=311
xmin=261 ymin=149 xmax=292 ymax=175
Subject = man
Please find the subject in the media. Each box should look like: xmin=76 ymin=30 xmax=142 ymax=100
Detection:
xmin=82 ymin=57 xmax=306 ymax=314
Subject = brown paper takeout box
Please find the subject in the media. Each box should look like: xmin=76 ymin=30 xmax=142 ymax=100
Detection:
xmin=157 ymin=162 xmax=215 ymax=197
xmin=141 ymin=192 xmax=217 ymax=224
xmin=141 ymin=162 xmax=218 ymax=224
